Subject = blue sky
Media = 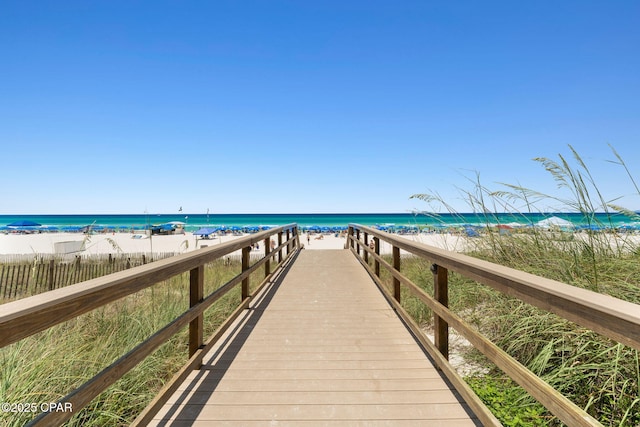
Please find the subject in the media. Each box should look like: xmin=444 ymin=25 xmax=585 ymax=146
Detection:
xmin=2 ymin=1 xmax=639 ymax=214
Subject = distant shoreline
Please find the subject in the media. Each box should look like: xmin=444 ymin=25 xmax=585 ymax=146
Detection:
xmin=0 ymin=229 xmax=473 ymax=257
xmin=1 ymin=212 xmax=637 ymax=232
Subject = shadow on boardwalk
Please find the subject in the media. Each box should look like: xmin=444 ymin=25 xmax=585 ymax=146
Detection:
xmin=150 ymin=250 xmax=480 ymax=426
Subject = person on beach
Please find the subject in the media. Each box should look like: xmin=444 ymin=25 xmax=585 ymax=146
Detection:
xmin=307 ymin=234 xmax=310 ymax=245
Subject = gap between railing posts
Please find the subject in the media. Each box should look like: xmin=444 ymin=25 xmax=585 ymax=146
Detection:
xmin=431 ymin=263 xmax=449 ymax=359
xmin=374 ymin=236 xmax=380 ymax=276
xmin=392 ymin=246 xmax=401 ymax=302
xmin=363 ymin=233 xmax=369 ymax=263
xmin=242 ymin=246 xmax=250 ymax=300
xmin=189 ymin=265 xmax=204 ymax=358
xmin=264 ymin=236 xmax=271 ymax=277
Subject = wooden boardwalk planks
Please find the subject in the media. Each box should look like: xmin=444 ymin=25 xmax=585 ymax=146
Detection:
xmin=148 ymin=250 xmax=480 ymax=426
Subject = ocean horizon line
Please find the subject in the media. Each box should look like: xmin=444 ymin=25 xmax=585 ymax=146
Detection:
xmin=1 ymin=211 xmax=639 ymax=231
xmin=1 ymin=210 xmax=637 ymax=216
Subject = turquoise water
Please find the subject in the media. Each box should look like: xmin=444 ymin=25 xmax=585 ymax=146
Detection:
xmin=1 ymin=212 xmax=638 ymax=231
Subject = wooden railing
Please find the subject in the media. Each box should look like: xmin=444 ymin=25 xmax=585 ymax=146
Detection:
xmin=347 ymin=223 xmax=640 ymax=427
xmin=0 ymin=224 xmax=300 ymax=426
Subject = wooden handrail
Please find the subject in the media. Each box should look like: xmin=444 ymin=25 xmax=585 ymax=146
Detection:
xmin=347 ymin=223 xmax=640 ymax=427
xmin=0 ymin=224 xmax=299 ymax=426
xmin=348 ymin=224 xmax=640 ymax=351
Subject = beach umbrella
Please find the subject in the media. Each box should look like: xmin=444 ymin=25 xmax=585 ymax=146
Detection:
xmin=504 ymin=222 xmax=524 ymax=228
xmin=536 ymin=216 xmax=574 ymax=228
xmin=464 ymin=227 xmax=480 ymax=237
xmin=619 ymin=224 xmax=638 ymax=231
xmin=193 ymin=227 xmax=216 ymax=236
xmin=7 ymin=220 xmax=41 ymax=227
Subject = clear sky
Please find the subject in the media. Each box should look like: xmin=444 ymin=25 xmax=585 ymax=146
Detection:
xmin=2 ymin=1 xmax=639 ymax=214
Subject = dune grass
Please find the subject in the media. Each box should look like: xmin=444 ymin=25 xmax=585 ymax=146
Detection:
xmin=0 ymin=257 xmax=267 ymax=426
xmin=399 ymin=145 xmax=640 ymax=426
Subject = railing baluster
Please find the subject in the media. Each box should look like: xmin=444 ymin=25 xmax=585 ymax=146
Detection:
xmin=431 ymin=264 xmax=449 ymax=360
xmin=286 ymin=229 xmax=291 ymax=255
xmin=242 ymin=246 xmax=250 ymax=300
xmin=374 ymin=237 xmax=380 ymax=277
xmin=363 ymin=232 xmax=369 ymax=263
xmin=392 ymin=246 xmax=401 ymax=302
xmin=189 ymin=265 xmax=204 ymax=359
xmin=264 ymin=237 xmax=271 ymax=277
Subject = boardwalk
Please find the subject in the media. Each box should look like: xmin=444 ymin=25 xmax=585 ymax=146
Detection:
xmin=148 ymin=250 xmax=480 ymax=426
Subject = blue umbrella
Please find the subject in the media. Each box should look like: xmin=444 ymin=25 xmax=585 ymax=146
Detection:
xmin=194 ymin=227 xmax=216 ymax=236
xmin=7 ymin=220 xmax=41 ymax=227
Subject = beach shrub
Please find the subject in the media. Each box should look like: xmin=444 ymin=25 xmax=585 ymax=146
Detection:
xmin=0 ymin=258 xmax=246 ymax=426
xmin=406 ymin=145 xmax=640 ymax=426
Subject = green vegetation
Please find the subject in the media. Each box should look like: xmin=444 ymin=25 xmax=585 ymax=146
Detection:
xmin=0 ymin=258 xmax=265 ymax=426
xmin=398 ymin=145 xmax=640 ymax=426
xmin=3 ymin=145 xmax=639 ymax=426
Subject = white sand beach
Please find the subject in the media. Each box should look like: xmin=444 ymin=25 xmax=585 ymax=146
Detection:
xmin=0 ymin=230 xmax=468 ymax=258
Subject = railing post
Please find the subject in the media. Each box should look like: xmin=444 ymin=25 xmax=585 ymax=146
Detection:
xmin=392 ymin=246 xmax=401 ymax=302
xmin=363 ymin=232 xmax=369 ymax=263
xmin=286 ymin=229 xmax=291 ymax=255
xmin=264 ymin=237 xmax=271 ymax=277
xmin=278 ymin=231 xmax=283 ymax=263
xmin=374 ymin=237 xmax=380 ymax=277
xmin=295 ymin=226 xmax=300 ymax=249
xmin=431 ymin=263 xmax=449 ymax=359
xmin=348 ymin=226 xmax=354 ymax=249
xmin=189 ymin=265 xmax=204 ymax=360
xmin=242 ymin=246 xmax=250 ymax=300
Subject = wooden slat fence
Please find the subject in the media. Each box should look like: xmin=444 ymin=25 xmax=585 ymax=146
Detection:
xmin=0 ymin=253 xmax=180 ymax=300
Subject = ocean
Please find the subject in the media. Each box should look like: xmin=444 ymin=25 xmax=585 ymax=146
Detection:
xmin=0 ymin=212 xmax=638 ymax=231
